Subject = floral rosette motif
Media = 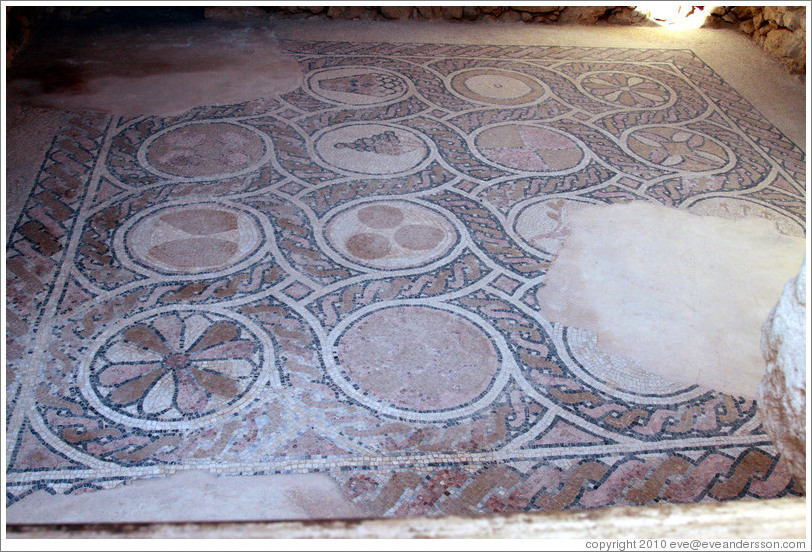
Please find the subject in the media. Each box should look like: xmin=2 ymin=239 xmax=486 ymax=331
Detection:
xmin=89 ymin=311 xmax=262 ymax=422
xmin=627 ymin=127 xmax=729 ymax=171
xmin=581 ymin=72 xmax=671 ymax=108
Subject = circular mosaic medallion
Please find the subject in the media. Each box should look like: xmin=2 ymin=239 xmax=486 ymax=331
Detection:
xmin=142 ymin=122 xmax=268 ymax=179
xmin=335 ymin=306 xmax=499 ymax=412
xmin=625 ymin=126 xmax=730 ymax=172
xmin=449 ymin=68 xmax=546 ymax=106
xmin=687 ymin=197 xmax=805 ymax=237
xmin=83 ymin=309 xmax=274 ymax=428
xmin=513 ymin=198 xmax=591 ymax=255
xmin=121 ymin=202 xmax=265 ymax=276
xmin=314 ymin=123 xmax=431 ymax=176
xmin=307 ymin=66 xmax=410 ymax=106
xmin=474 ymin=123 xmax=586 ymax=173
xmin=579 ymin=72 xmax=672 ymax=108
xmin=325 ymin=200 xmax=458 ymax=270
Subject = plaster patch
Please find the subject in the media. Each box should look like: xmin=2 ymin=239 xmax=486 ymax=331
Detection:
xmin=535 ymin=202 xmax=806 ymax=398
xmin=5 ymin=470 xmax=367 ymax=523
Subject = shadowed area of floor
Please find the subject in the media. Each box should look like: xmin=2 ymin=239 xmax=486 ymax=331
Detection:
xmin=7 ymin=18 xmax=302 ymax=117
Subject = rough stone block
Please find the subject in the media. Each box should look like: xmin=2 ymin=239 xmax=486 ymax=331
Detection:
xmin=462 ymin=6 xmax=481 ymax=20
xmin=755 ymin=22 xmax=779 ymax=44
xmin=499 ymin=10 xmax=523 ymax=22
xmin=780 ymin=8 xmax=806 ymax=31
xmin=607 ymin=7 xmax=649 ymax=26
xmin=732 ymin=6 xmax=754 ymax=19
xmin=326 ymin=6 xmax=345 ymax=18
xmin=757 ymin=256 xmax=806 ymax=491
xmin=557 ymin=6 xmax=609 ymax=25
xmin=203 ymin=6 xmax=268 ymax=20
xmin=785 ymin=57 xmax=806 ymax=74
xmin=763 ymin=6 xmax=782 ymax=25
xmin=343 ymin=6 xmax=373 ymax=20
xmin=765 ymin=28 xmax=805 ymax=59
xmin=536 ymin=13 xmax=559 ymax=22
xmin=441 ymin=6 xmax=464 ymax=20
xmin=513 ymin=6 xmax=559 ymax=14
xmin=381 ymin=6 xmax=412 ymax=20
xmin=722 ymin=11 xmax=740 ymax=24
xmin=738 ymin=20 xmax=755 ymax=36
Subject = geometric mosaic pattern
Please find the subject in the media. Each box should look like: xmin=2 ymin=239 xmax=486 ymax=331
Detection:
xmin=5 ymin=40 xmax=805 ymax=516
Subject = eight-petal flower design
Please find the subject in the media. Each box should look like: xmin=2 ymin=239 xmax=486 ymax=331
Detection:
xmin=92 ymin=313 xmax=261 ymax=421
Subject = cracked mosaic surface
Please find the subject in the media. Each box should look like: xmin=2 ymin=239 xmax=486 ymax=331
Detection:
xmin=5 ymin=40 xmax=806 ymax=517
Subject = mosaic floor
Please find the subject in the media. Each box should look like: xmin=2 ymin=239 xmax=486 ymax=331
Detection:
xmin=5 ymin=39 xmax=806 ymax=518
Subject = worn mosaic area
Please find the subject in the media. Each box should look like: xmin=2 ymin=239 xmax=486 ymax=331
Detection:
xmin=5 ymin=40 xmax=806 ymax=516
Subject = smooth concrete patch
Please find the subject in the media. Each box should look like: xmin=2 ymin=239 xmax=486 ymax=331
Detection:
xmin=7 ymin=20 xmax=302 ymax=117
xmin=535 ymin=202 xmax=806 ymax=398
xmin=5 ymin=470 xmax=367 ymax=524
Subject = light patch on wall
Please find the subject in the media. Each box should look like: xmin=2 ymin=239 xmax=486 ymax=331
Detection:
xmin=635 ymin=3 xmax=717 ymax=29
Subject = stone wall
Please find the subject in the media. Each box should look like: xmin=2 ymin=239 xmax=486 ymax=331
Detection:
xmin=5 ymin=6 xmax=44 ymax=65
xmin=251 ymin=5 xmax=807 ymax=75
xmin=707 ymin=6 xmax=806 ymax=74
xmin=255 ymin=5 xmax=652 ymax=25
xmin=5 ymin=6 xmax=807 ymax=75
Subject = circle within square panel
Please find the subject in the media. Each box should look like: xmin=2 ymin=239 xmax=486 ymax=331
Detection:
xmin=449 ymin=68 xmax=547 ymax=106
xmin=81 ymin=308 xmax=276 ymax=430
xmin=324 ymin=200 xmax=459 ymax=270
xmin=335 ymin=305 xmax=500 ymax=412
xmin=307 ymin=66 xmax=410 ymax=106
xmin=120 ymin=202 xmax=266 ymax=277
xmin=314 ymin=123 xmax=432 ymax=176
xmin=474 ymin=123 xmax=587 ymax=174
